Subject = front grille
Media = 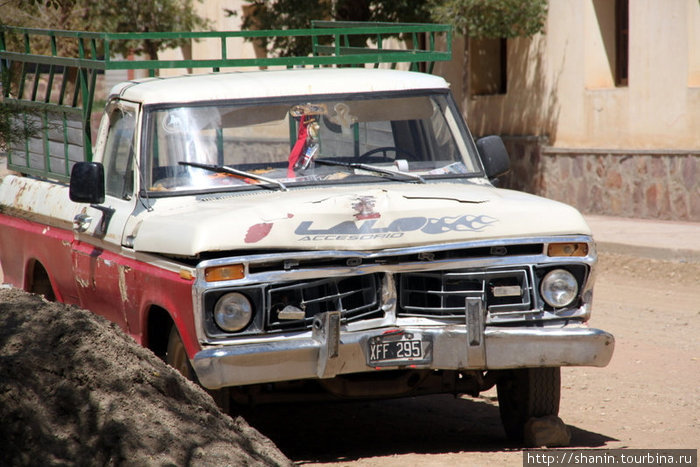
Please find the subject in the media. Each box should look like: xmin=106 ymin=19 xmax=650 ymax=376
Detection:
xmin=266 ymin=274 xmax=382 ymax=331
xmin=398 ymin=268 xmax=534 ymax=318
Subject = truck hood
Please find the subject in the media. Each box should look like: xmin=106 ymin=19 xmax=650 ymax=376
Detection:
xmin=131 ymin=182 xmax=592 ymax=257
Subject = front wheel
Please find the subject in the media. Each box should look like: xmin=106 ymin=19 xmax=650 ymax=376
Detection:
xmin=496 ymin=367 xmax=561 ymax=441
xmin=166 ymin=325 xmax=197 ymax=381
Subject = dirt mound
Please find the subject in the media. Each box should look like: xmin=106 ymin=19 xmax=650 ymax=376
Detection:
xmin=0 ymin=288 xmax=291 ymax=466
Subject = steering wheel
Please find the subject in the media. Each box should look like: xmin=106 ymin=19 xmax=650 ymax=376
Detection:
xmin=358 ymin=146 xmax=415 ymax=163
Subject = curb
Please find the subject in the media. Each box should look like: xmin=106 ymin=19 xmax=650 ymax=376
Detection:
xmin=595 ymin=241 xmax=700 ymax=264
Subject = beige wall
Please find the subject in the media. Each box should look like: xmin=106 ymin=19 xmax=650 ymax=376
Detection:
xmin=158 ymin=0 xmax=258 ymax=76
xmin=459 ymin=0 xmax=700 ymax=151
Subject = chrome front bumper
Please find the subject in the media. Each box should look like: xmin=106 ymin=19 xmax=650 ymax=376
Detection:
xmin=192 ymin=318 xmax=615 ymax=390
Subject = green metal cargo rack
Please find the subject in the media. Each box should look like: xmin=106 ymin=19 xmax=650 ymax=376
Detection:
xmin=0 ymin=22 xmax=452 ymax=182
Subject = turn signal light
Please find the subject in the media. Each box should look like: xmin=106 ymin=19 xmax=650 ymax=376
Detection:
xmin=547 ymin=243 xmax=589 ymax=257
xmin=179 ymin=269 xmax=195 ymax=280
xmin=205 ymin=264 xmax=245 ymax=282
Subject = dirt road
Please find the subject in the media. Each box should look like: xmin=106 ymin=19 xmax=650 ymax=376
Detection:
xmin=240 ymin=253 xmax=700 ymax=466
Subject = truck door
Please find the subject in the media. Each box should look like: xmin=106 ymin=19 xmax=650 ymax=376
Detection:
xmin=71 ymin=100 xmax=140 ymax=332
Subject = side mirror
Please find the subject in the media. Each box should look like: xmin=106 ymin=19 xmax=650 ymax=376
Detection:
xmin=476 ymin=135 xmax=511 ymax=180
xmin=70 ymin=162 xmax=105 ymax=204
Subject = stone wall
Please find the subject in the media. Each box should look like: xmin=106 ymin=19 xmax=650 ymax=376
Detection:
xmin=501 ymin=137 xmax=700 ymax=222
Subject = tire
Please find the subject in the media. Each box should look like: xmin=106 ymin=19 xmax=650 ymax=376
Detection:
xmin=165 ymin=325 xmax=231 ymax=413
xmin=30 ymin=263 xmax=55 ymax=301
xmin=166 ymin=325 xmax=196 ymax=381
xmin=496 ymin=367 xmax=561 ymax=441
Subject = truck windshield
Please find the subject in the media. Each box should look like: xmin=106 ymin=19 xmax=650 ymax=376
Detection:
xmin=144 ymin=92 xmax=482 ymax=193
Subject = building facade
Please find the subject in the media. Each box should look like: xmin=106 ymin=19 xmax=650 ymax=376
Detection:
xmin=439 ymin=0 xmax=699 ymax=221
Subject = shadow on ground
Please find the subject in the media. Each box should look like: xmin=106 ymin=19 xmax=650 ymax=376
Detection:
xmin=238 ymin=393 xmax=618 ymax=464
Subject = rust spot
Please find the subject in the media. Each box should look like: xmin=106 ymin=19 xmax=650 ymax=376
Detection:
xmin=245 ymin=222 xmax=273 ymax=243
xmin=118 ymin=266 xmax=129 ymax=304
xmin=13 ymin=183 xmax=28 ymax=205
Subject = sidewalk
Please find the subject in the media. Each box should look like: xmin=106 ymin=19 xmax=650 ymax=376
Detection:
xmin=584 ymin=215 xmax=700 ymax=263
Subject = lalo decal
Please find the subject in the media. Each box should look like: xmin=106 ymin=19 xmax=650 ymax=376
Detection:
xmin=295 ymin=214 xmax=497 ymax=241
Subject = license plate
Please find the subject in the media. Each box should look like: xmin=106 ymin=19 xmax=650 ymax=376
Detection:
xmin=367 ymin=331 xmax=431 ymax=367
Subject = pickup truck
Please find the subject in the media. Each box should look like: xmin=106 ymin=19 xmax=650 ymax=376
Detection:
xmin=0 ymin=23 xmax=613 ymax=441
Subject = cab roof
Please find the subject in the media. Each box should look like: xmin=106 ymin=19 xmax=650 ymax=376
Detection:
xmin=109 ymin=68 xmax=450 ymax=105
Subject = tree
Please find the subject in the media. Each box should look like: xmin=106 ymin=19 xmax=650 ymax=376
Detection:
xmin=228 ymin=0 xmax=432 ymax=57
xmin=0 ymin=100 xmax=38 ymax=153
xmin=429 ymin=0 xmax=548 ymax=39
xmin=430 ymin=0 xmax=548 ymax=100
xmin=0 ymin=0 xmax=210 ymax=151
xmin=231 ymin=0 xmax=546 ymax=57
xmin=0 ymin=0 xmax=211 ymax=60
xmin=85 ymin=0 xmax=211 ymax=60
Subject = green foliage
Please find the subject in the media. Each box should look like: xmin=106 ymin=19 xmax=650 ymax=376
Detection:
xmin=0 ymin=98 xmax=39 ymax=153
xmin=233 ymin=0 xmax=546 ymax=57
xmin=0 ymin=0 xmax=210 ymax=149
xmin=231 ymin=0 xmax=432 ymax=57
xmin=87 ymin=0 xmax=211 ymax=59
xmin=430 ymin=0 xmax=548 ymax=38
xmin=22 ymin=0 xmax=72 ymax=8
xmin=1 ymin=0 xmax=211 ymax=59
xmin=0 ymin=60 xmax=35 ymax=152
xmin=233 ymin=0 xmax=332 ymax=57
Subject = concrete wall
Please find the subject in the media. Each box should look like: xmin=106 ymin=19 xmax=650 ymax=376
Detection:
xmin=158 ymin=0 xmax=257 ymax=76
xmin=501 ymin=138 xmax=700 ymax=222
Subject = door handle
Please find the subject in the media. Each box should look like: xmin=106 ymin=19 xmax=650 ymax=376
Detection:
xmin=73 ymin=213 xmax=92 ymax=232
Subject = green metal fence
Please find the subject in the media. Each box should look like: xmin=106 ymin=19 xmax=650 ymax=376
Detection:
xmin=0 ymin=22 xmax=452 ymax=181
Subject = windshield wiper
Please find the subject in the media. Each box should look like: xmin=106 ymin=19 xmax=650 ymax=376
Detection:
xmin=178 ymin=161 xmax=288 ymax=191
xmin=314 ymin=159 xmax=425 ymax=184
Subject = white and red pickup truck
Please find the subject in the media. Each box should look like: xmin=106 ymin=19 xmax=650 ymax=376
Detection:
xmin=0 ymin=24 xmax=613 ymax=441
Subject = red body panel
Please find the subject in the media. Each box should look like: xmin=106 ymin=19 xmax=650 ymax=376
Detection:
xmin=0 ymin=213 xmax=200 ymax=357
xmin=0 ymin=213 xmax=78 ymax=303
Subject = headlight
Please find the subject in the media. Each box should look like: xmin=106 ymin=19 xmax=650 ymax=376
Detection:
xmin=214 ymin=292 xmax=253 ymax=332
xmin=540 ymin=269 xmax=578 ymax=308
